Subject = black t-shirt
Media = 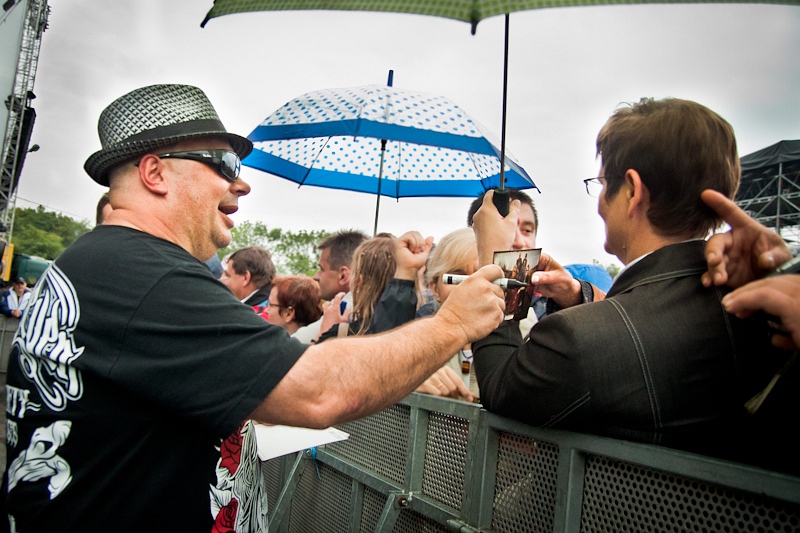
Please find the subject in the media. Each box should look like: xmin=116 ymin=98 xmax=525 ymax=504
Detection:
xmin=2 ymin=226 xmax=307 ymax=532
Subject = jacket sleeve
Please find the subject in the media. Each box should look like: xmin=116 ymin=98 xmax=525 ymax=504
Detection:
xmin=368 ymin=279 xmax=418 ymax=334
xmin=473 ymin=313 xmax=591 ymax=428
xmin=0 ymin=291 xmax=11 ymax=317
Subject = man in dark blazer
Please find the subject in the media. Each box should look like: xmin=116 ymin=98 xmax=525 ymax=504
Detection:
xmin=471 ymin=98 xmax=785 ymax=466
xmin=221 ymin=246 xmax=276 ymax=318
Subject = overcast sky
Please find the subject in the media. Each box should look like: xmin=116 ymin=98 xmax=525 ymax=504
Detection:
xmin=8 ymin=0 xmax=800 ymax=266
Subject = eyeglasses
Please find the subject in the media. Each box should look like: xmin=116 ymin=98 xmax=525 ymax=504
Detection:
xmin=268 ymin=302 xmax=291 ymax=310
xmin=583 ymin=177 xmax=606 ymax=198
xmin=157 ymin=149 xmax=241 ymax=182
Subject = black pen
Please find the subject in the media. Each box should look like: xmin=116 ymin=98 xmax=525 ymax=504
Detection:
xmin=442 ymin=273 xmax=528 ymax=289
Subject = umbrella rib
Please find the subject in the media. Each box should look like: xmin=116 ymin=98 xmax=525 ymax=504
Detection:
xmin=466 ymin=150 xmax=492 ymax=188
xmin=395 ymin=142 xmax=402 ymax=201
xmin=298 ymin=137 xmax=333 ymax=187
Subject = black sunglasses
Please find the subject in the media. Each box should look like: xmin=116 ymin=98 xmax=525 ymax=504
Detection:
xmin=156 ymin=149 xmax=241 ymax=182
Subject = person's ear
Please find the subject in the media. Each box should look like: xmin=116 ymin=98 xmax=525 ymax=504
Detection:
xmin=242 ymin=270 xmax=252 ymax=286
xmin=430 ymin=280 xmax=443 ymax=304
xmin=136 ymin=154 xmax=169 ymax=195
xmin=625 ymin=169 xmax=647 ymax=218
xmin=285 ymin=306 xmax=295 ymax=324
xmin=339 ymin=266 xmax=350 ymax=286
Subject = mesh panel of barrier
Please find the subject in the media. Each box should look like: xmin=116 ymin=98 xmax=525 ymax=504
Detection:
xmin=581 ymin=455 xmax=800 ymax=532
xmin=360 ymin=487 xmax=456 ymax=533
xmin=288 ymin=462 xmax=352 ymax=533
xmin=262 ymin=458 xmax=282 ymax=520
xmin=329 ymin=404 xmax=411 ymax=485
xmin=421 ymin=411 xmax=469 ymax=511
xmin=360 ymin=485 xmax=386 ymax=533
xmin=491 ymin=432 xmax=559 ymax=533
xmin=394 ymin=508 xmax=452 ymax=533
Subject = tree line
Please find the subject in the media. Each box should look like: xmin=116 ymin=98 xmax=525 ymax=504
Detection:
xmin=9 ymin=206 xmax=91 ymax=259
xmin=216 ymin=221 xmax=329 ymax=276
xmin=9 ymin=207 xmax=327 ymax=276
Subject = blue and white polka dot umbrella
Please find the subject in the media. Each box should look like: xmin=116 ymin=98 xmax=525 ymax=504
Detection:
xmin=244 ymin=84 xmax=536 ymax=229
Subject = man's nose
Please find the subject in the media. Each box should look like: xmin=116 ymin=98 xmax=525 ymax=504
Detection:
xmin=511 ymin=229 xmax=526 ymax=250
xmin=234 ymin=175 xmax=251 ymax=196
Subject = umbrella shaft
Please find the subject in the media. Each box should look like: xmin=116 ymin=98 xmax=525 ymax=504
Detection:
xmin=500 ymin=13 xmax=510 ymax=190
xmin=374 ymin=139 xmax=388 ymax=236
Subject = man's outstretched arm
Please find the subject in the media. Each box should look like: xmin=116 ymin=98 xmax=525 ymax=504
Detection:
xmin=250 ymin=265 xmax=505 ymax=428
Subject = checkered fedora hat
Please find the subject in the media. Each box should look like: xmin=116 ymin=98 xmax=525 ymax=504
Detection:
xmin=84 ymin=84 xmax=252 ymax=186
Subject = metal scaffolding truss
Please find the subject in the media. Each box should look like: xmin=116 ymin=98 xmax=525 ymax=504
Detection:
xmin=736 ymin=140 xmax=800 ymax=247
xmin=0 ymin=0 xmax=49 ymax=239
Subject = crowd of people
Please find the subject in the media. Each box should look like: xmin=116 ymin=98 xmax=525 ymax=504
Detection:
xmin=1 ymin=83 xmax=797 ymax=531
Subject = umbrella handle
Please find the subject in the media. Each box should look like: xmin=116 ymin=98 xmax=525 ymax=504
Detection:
xmin=493 ymin=188 xmax=510 ymax=217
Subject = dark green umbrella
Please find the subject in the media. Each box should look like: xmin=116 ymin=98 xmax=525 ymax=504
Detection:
xmin=201 ymin=0 xmax=800 ymax=206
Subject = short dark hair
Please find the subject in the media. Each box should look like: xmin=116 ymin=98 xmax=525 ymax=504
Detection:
xmin=318 ymin=230 xmax=368 ymax=270
xmin=271 ymin=275 xmax=323 ymax=327
xmin=228 ymin=246 xmax=276 ymax=288
xmin=597 ymin=98 xmax=740 ymax=238
xmin=95 ymin=192 xmax=111 ymax=225
xmin=466 ymin=188 xmax=539 ymax=231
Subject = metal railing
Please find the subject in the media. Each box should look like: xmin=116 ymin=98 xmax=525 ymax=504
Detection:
xmin=262 ymin=393 xmax=800 ymax=533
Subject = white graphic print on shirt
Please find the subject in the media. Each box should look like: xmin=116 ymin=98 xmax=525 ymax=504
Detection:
xmin=7 ymin=420 xmax=73 ymax=499
xmin=210 ymin=421 xmax=269 ymax=532
xmin=7 ymin=265 xmax=83 ymax=500
xmin=13 ymin=264 xmax=84 ymax=412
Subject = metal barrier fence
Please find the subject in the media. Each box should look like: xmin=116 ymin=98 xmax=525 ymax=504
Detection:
xmin=262 ymin=393 xmax=800 ymax=533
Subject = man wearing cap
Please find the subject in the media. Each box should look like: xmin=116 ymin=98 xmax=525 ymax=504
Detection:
xmin=0 ymin=277 xmax=30 ymax=319
xmin=1 ymin=85 xmax=505 ymax=531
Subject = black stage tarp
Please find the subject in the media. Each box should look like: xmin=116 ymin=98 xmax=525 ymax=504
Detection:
xmin=741 ymin=139 xmax=800 ymax=173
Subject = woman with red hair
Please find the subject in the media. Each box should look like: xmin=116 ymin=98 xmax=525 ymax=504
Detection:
xmin=267 ymin=275 xmax=323 ymax=336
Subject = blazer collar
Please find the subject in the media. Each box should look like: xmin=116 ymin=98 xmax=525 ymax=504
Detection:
xmin=607 ymin=240 xmax=707 ymax=297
